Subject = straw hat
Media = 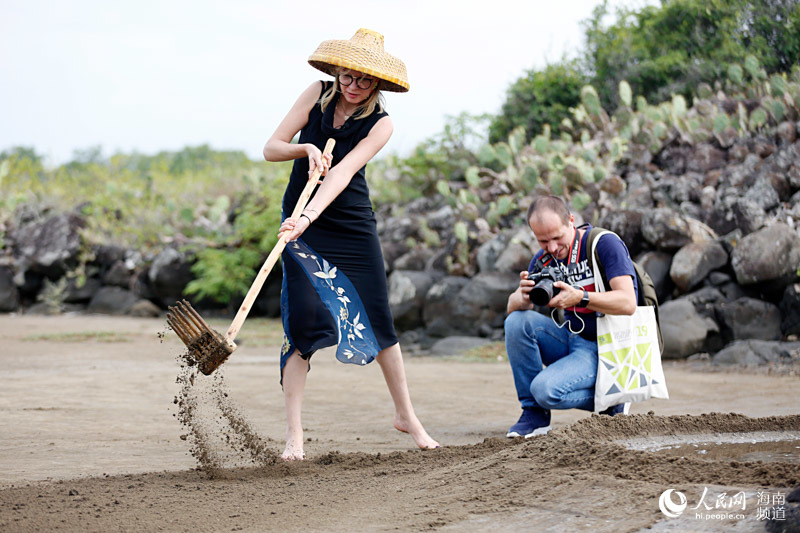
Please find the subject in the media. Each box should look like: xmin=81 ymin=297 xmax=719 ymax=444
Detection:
xmin=308 ymin=28 xmax=409 ymax=93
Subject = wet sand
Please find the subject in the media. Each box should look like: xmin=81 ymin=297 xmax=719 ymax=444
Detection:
xmin=1 ymin=315 xmax=798 ymax=532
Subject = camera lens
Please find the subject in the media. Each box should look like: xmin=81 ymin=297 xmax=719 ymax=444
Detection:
xmin=530 ymin=279 xmax=555 ymax=306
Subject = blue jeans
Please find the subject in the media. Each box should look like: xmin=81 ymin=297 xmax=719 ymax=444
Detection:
xmin=505 ymin=310 xmax=598 ymax=412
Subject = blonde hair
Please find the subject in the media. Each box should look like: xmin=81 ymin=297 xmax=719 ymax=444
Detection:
xmin=319 ymin=70 xmax=385 ymax=120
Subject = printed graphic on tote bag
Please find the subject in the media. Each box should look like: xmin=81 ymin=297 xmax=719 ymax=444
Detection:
xmin=597 ymin=320 xmax=662 ymax=397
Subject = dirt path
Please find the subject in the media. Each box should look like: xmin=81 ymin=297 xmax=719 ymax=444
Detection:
xmin=1 ymin=315 xmax=798 ymax=532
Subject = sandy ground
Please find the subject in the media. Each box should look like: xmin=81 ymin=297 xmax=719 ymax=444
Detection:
xmin=1 ymin=314 xmax=799 ymax=532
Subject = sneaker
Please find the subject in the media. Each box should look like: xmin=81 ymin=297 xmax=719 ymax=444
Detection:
xmin=506 ymin=407 xmax=551 ymax=438
xmin=599 ymin=402 xmax=631 ymax=416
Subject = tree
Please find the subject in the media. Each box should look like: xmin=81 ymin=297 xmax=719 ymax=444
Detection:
xmin=489 ymin=59 xmax=586 ymax=143
xmin=582 ymin=0 xmax=800 ymax=109
xmin=736 ymin=0 xmax=800 ymax=72
xmin=0 ymin=146 xmax=42 ymax=164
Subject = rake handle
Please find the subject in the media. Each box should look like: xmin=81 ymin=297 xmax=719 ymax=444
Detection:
xmin=225 ymin=138 xmax=335 ymax=341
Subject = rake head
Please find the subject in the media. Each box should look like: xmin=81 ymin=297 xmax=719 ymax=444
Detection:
xmin=166 ymin=299 xmax=237 ymax=375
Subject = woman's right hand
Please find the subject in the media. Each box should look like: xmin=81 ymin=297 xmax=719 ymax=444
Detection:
xmin=306 ymin=144 xmax=332 ymax=179
xmin=279 ymin=215 xmax=312 ymax=243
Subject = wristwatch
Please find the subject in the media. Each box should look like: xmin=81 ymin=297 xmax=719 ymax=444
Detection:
xmin=579 ymin=288 xmax=590 ymax=308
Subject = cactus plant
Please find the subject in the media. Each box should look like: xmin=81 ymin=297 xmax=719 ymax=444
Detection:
xmin=581 ymin=85 xmax=603 ymax=116
xmin=548 ymin=152 xmax=565 ymax=171
xmin=652 ymin=121 xmax=668 ymax=140
xmin=453 ymin=221 xmax=468 ymax=243
xmin=644 ymin=106 xmax=665 ymax=122
xmin=508 ymin=126 xmax=525 ymax=155
xmin=495 ymin=142 xmax=513 ymax=168
xmin=712 ymin=113 xmax=730 ymax=133
xmin=563 ymin=164 xmax=582 ymax=187
xmin=458 ymin=188 xmax=480 ymax=207
xmin=532 ymin=134 xmax=549 ymax=155
xmin=765 ymin=98 xmax=787 ymax=122
xmin=608 ymin=137 xmax=626 ymax=162
xmin=744 ymin=55 xmax=761 ymax=79
xmin=465 ymin=166 xmax=481 ymax=187
xmin=486 ymin=195 xmax=514 ymax=227
xmin=619 ymin=80 xmax=632 ymax=107
xmin=496 ymin=195 xmax=513 ymax=216
xmin=614 ymin=107 xmax=634 ymax=129
xmin=421 ymin=61 xmax=800 ymax=277
xmin=477 ymin=144 xmax=497 ymax=166
xmin=770 ymin=74 xmax=787 ymax=97
xmin=728 ymin=64 xmax=744 ymax=86
xmin=521 ymin=166 xmax=539 ymax=191
xmin=748 ymin=107 xmax=768 ymax=130
xmin=570 ymin=191 xmax=592 ymax=212
xmin=549 ymin=171 xmax=564 ymax=196
xmin=697 ymin=83 xmax=713 ymax=99
xmin=787 ymin=82 xmax=800 ymax=109
xmin=505 ymin=165 xmax=520 ymax=188
xmin=737 ymin=102 xmax=749 ymax=132
xmin=580 ymin=147 xmax=598 ymax=162
xmin=419 ymin=219 xmax=441 ymax=247
xmin=671 ymin=95 xmax=688 ymax=118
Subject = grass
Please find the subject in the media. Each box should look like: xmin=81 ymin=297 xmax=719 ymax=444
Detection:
xmin=199 ymin=317 xmax=285 ymax=347
xmin=234 ymin=318 xmax=285 ymax=346
xmin=22 ymin=331 xmax=133 ymax=343
xmin=459 ymin=341 xmax=508 ymax=362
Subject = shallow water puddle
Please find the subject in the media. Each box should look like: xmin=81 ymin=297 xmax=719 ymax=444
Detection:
xmin=619 ymin=431 xmax=800 ymax=464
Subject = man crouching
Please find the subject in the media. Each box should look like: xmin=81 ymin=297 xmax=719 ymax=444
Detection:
xmin=505 ymin=195 xmax=637 ymax=438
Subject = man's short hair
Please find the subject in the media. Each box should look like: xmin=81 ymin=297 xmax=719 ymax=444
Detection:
xmin=527 ymin=196 xmax=571 ymax=225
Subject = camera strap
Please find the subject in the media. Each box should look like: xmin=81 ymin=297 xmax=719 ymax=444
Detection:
xmin=540 ymin=226 xmax=582 ymax=271
xmin=554 ymin=226 xmax=587 ymax=335
xmin=567 ymin=226 xmax=582 ymax=268
xmin=536 ymin=225 xmax=587 ymax=334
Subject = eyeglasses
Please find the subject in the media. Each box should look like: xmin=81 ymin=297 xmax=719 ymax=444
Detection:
xmin=338 ymin=73 xmax=375 ymax=90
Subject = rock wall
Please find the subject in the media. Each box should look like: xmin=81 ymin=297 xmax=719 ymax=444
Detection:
xmin=2 ymin=122 xmax=800 ymax=366
xmin=0 ymin=216 xmax=281 ymax=320
xmin=379 ymin=123 xmax=800 ymax=363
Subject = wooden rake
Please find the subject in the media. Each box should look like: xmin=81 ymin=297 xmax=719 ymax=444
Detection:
xmin=167 ymin=138 xmax=335 ymax=375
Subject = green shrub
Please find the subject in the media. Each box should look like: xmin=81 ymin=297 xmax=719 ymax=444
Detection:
xmin=489 ymin=59 xmax=586 ymax=143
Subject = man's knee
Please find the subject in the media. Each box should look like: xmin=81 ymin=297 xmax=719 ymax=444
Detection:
xmin=530 ymin=374 xmax=559 ymax=410
xmin=504 ymin=311 xmax=527 ymax=337
xmin=505 ymin=310 xmax=544 ymax=337
xmin=504 ymin=311 xmax=536 ymax=363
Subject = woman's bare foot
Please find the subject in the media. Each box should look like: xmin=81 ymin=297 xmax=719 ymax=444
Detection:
xmin=394 ymin=414 xmax=440 ymax=449
xmin=281 ymin=438 xmax=305 ymax=461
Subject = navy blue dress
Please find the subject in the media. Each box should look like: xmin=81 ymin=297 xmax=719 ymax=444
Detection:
xmin=279 ymin=81 xmax=398 ymax=374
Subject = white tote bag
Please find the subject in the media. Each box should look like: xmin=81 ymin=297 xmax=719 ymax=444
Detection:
xmin=591 ymin=231 xmax=669 ymax=412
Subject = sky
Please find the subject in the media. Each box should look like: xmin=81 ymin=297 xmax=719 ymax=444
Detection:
xmin=1 ymin=0 xmax=647 ymax=166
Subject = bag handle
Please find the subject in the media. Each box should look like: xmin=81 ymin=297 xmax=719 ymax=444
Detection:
xmin=590 ymin=230 xmax=613 ymax=293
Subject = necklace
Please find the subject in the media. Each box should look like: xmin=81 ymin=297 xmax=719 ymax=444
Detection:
xmin=337 ymin=98 xmax=357 ymax=122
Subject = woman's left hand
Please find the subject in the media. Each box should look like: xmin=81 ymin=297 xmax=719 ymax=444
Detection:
xmin=279 ymin=215 xmax=312 ymax=243
xmin=306 ymin=144 xmax=333 ymax=179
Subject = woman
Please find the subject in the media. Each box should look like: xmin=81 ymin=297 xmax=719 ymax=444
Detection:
xmin=263 ymin=28 xmax=439 ymax=460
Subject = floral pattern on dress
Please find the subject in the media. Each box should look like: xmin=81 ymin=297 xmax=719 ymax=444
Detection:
xmin=282 ymin=238 xmax=379 ymax=366
xmin=280 ymin=334 xmax=291 ymax=358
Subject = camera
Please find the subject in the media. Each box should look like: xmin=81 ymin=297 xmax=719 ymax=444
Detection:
xmin=528 ymin=265 xmax=567 ymax=306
